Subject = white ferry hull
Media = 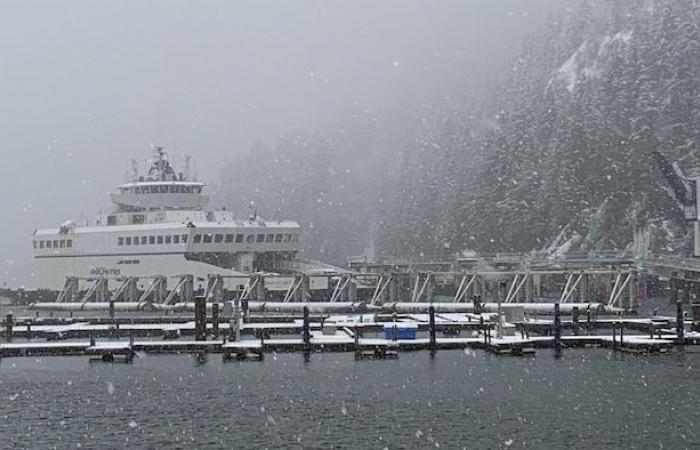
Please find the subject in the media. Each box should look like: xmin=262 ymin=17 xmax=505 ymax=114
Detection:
xmin=32 ymin=253 xmax=241 ymax=291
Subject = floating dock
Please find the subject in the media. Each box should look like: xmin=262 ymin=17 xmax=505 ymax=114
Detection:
xmin=0 ymin=300 xmax=694 ymax=361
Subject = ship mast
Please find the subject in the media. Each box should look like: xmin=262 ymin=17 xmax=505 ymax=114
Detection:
xmin=147 ymin=146 xmax=178 ymax=181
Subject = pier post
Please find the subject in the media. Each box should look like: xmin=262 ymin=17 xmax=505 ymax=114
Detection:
xmin=89 ymin=332 xmax=95 ymax=347
xmin=303 ymin=306 xmax=311 ymax=360
xmin=619 ymin=315 xmax=624 ymax=348
xmin=586 ymin=306 xmax=592 ymax=335
xmin=429 ymin=305 xmax=436 ymax=354
xmin=572 ymin=306 xmax=580 ymax=336
xmin=354 ymin=326 xmax=360 ymax=359
xmin=212 ymin=303 xmax=219 ymax=338
xmin=194 ymin=296 xmax=206 ymax=341
xmin=109 ymin=299 xmax=115 ymax=320
xmin=5 ymin=313 xmax=13 ymax=342
xmin=670 ymin=276 xmax=679 ymax=303
xmin=242 ymin=298 xmax=249 ymax=323
xmin=553 ymin=303 xmax=561 ymax=358
xmin=612 ymin=320 xmax=617 ymax=348
xmin=676 ymin=300 xmax=685 ymax=342
xmin=232 ymin=299 xmax=241 ymax=342
xmin=683 ymin=279 xmax=691 ymax=305
xmin=480 ymin=316 xmax=487 ymax=346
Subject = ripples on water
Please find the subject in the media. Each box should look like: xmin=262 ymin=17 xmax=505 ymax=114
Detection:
xmin=1 ymin=349 xmax=699 ymax=449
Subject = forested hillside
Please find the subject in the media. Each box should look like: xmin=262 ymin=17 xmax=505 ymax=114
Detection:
xmin=219 ymin=0 xmax=700 ymax=261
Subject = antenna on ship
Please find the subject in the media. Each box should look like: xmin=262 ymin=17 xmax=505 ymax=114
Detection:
xmin=184 ymin=155 xmax=191 ymax=181
xmin=130 ymin=159 xmax=139 ymax=182
xmin=248 ymin=201 xmax=257 ymax=222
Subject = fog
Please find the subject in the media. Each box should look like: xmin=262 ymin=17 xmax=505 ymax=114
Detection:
xmin=0 ymin=0 xmax=566 ymax=285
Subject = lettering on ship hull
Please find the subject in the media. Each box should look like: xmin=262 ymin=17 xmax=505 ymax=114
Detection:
xmin=90 ymin=267 xmax=121 ymax=277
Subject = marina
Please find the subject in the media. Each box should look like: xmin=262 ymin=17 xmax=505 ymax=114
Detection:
xmin=1 ymin=295 xmax=697 ymax=360
xmin=5 ymin=148 xmax=700 ymax=366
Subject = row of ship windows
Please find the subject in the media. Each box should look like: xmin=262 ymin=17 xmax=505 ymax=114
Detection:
xmin=120 ymin=185 xmax=203 ymax=194
xmin=116 ymin=232 xmax=300 ymax=247
xmin=35 ymin=239 xmax=72 ymax=249
xmin=34 ymin=233 xmax=300 ymax=250
xmin=192 ymin=232 xmax=299 ymax=244
xmin=118 ymin=234 xmax=189 ymax=246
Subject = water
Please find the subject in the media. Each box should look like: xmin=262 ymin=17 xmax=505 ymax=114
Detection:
xmin=1 ymin=349 xmax=699 ymax=449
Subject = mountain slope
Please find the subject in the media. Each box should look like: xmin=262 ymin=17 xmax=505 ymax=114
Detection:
xmin=379 ymin=0 xmax=700 ymax=258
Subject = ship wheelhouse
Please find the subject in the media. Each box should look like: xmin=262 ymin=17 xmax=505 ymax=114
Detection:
xmin=111 ymin=181 xmax=209 ymax=212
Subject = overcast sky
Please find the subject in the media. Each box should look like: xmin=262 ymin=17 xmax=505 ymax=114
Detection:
xmin=0 ymin=0 xmax=567 ymax=285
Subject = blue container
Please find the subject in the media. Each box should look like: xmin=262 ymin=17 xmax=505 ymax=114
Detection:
xmin=383 ymin=322 xmax=418 ymax=340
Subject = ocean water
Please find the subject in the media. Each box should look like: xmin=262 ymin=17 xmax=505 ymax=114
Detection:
xmin=1 ymin=349 xmax=699 ymax=449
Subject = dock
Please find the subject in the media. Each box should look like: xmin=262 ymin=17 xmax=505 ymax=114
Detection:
xmin=0 ymin=300 xmax=695 ymax=361
xmin=5 ymin=250 xmax=700 ymax=362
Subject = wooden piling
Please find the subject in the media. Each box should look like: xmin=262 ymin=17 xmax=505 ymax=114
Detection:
xmin=428 ymin=305 xmax=436 ymax=353
xmin=302 ymin=306 xmax=310 ymax=359
xmin=586 ymin=307 xmax=592 ymax=335
xmin=554 ymin=303 xmax=561 ymax=357
xmin=619 ymin=320 xmax=624 ymax=347
xmin=676 ymin=300 xmax=684 ymax=342
xmin=5 ymin=313 xmax=13 ymax=342
xmin=572 ymin=306 xmax=580 ymax=336
xmin=212 ymin=303 xmax=219 ymax=338
xmin=194 ymin=296 xmax=206 ymax=341
xmin=242 ymin=298 xmax=249 ymax=323
xmin=670 ymin=277 xmax=678 ymax=303
xmin=354 ymin=326 xmax=360 ymax=359
xmin=232 ymin=299 xmax=241 ymax=342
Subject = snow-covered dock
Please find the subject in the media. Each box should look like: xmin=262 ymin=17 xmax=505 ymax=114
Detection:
xmin=0 ymin=322 xmax=687 ymax=361
xmin=0 ymin=297 xmax=694 ymax=360
xmin=0 ymin=332 xmax=680 ymax=360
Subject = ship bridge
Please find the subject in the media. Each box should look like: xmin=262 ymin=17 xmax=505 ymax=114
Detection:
xmin=111 ymin=181 xmax=209 ymax=211
xmin=111 ymin=146 xmax=209 ymax=212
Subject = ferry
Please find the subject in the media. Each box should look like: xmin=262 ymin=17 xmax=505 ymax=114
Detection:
xmin=31 ymin=147 xmax=301 ymax=291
